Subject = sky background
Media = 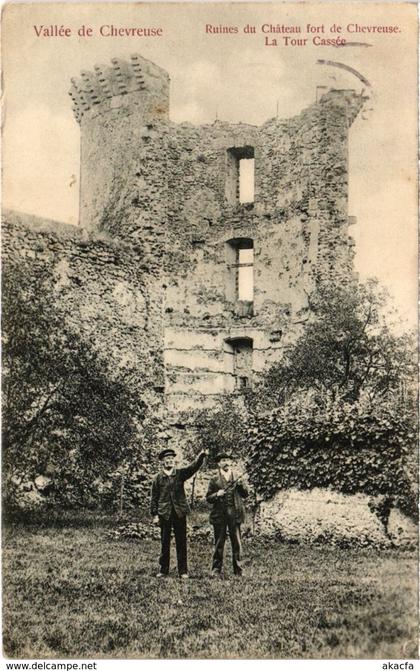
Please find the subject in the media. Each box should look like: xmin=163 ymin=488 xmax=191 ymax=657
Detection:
xmin=2 ymin=2 xmax=418 ymax=329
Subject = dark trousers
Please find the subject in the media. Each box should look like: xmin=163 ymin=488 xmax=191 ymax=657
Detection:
xmin=159 ymin=513 xmax=188 ymax=575
xmin=212 ymin=515 xmax=243 ymax=575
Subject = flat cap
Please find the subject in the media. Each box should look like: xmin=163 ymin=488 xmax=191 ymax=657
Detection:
xmin=215 ymin=452 xmax=231 ymax=462
xmin=159 ymin=448 xmax=176 ymax=460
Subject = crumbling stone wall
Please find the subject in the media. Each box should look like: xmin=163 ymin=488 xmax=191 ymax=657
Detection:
xmin=255 ymin=487 xmax=417 ymax=549
xmin=2 ymin=209 xmax=165 ymax=433
xmin=71 ymin=54 xmax=170 ymax=240
xmin=161 ymin=92 xmax=364 ymax=419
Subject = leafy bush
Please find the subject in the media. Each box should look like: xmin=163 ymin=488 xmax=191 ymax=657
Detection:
xmin=2 ymin=260 xmax=150 ymax=511
xmin=248 ymin=280 xmax=416 ymax=413
xmin=190 ymin=397 xmax=248 ymax=466
xmin=243 ymin=281 xmax=417 ymax=517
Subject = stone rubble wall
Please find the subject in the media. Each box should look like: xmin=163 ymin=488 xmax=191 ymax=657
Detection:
xmin=255 ymin=487 xmax=417 ymax=548
xmin=161 ymin=92 xmax=364 ymax=417
xmin=66 ymin=58 xmax=368 ymax=424
xmin=2 ymin=210 xmax=165 ymax=438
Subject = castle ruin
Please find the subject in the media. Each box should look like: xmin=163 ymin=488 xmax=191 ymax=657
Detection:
xmin=4 ymin=54 xmax=418 ymax=545
xmin=69 ymin=53 xmax=364 ymax=426
xmin=3 ymin=53 xmax=367 ymax=441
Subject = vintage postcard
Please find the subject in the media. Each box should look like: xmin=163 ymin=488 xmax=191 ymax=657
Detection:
xmin=1 ymin=1 xmax=418 ymax=663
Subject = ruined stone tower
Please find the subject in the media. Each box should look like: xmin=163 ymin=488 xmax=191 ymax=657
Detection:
xmin=70 ymin=55 xmax=169 ymax=243
xmin=68 ymin=53 xmax=366 ymax=427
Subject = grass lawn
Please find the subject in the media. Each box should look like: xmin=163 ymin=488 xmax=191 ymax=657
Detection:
xmin=3 ymin=513 xmax=418 ymax=659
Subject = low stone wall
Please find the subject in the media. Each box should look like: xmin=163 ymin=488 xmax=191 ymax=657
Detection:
xmin=255 ymin=487 xmax=417 ymax=548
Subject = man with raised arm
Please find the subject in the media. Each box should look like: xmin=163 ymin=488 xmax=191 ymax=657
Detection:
xmin=151 ymin=446 xmax=208 ymax=579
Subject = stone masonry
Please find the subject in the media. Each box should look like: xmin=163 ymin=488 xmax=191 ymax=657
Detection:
xmin=4 ymin=54 xmax=367 ymax=433
xmin=2 ymin=209 xmax=165 ymax=434
xmin=67 ymin=53 xmax=366 ymax=431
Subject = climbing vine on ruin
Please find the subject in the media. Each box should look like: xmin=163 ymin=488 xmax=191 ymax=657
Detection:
xmin=244 ymin=281 xmax=417 ymax=517
xmin=245 ymin=391 xmax=417 ymax=518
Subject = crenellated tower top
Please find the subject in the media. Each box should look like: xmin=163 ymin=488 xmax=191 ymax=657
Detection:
xmin=69 ymin=53 xmax=170 ymax=123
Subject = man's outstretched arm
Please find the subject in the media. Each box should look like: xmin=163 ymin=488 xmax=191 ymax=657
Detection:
xmin=178 ymin=450 xmax=208 ymax=481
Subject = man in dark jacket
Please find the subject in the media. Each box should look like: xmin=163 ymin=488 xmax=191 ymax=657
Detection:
xmin=206 ymin=453 xmax=249 ymax=577
xmin=151 ymin=447 xmax=207 ymax=578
